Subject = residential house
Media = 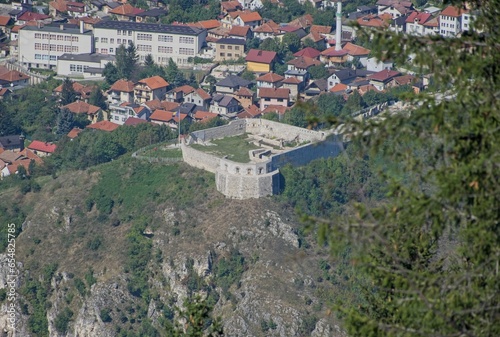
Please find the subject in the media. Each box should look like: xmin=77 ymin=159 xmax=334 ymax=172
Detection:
xmin=231 ymin=11 xmax=262 ymax=29
xmin=109 ymin=102 xmax=150 ymax=125
xmin=53 ymin=81 xmax=94 ymax=102
xmin=279 ymin=25 xmax=307 ymax=40
xmin=327 ymin=69 xmax=359 ymax=90
xmin=293 ymin=47 xmax=321 ymax=59
xmin=0 ymin=135 xmax=24 ymax=152
xmin=366 ymin=57 xmax=393 ymax=72
xmin=67 ymin=127 xmax=82 ymax=139
xmin=149 ymin=109 xmax=188 ymax=129
xmin=107 ymin=79 xmax=135 ymax=104
xmin=237 ymin=104 xmax=261 ymax=118
xmin=376 ymin=0 xmax=413 ymax=18
xmin=304 ymin=79 xmax=328 ymax=98
xmin=109 ymin=4 xmax=144 ymax=22
xmin=215 ymin=75 xmax=251 ymax=95
xmin=124 ymin=117 xmax=148 ymax=126
xmin=0 ymin=70 xmax=29 ymax=87
xmin=49 ymin=0 xmax=88 ymax=18
xmin=166 ymin=85 xmax=196 ymax=103
xmin=193 ymin=110 xmax=218 ymax=122
xmin=0 ymin=16 xmax=12 ymax=36
xmin=18 ymin=22 xmax=93 ymax=70
xmin=101 ymin=1 xmax=121 ymax=14
xmin=369 ymin=69 xmax=401 ymax=90
xmin=16 ymin=11 xmax=50 ymax=26
xmin=262 ymin=105 xmax=289 ymax=117
xmin=343 ymin=42 xmax=371 ymax=66
xmin=134 ymin=75 xmax=169 ymax=103
xmin=57 ymin=53 xmax=115 ymax=79
xmin=227 ymin=25 xmax=252 ymax=40
xmin=288 ymin=14 xmax=314 ymax=29
xmin=93 ymin=21 xmax=207 ymax=66
xmin=62 ymin=100 xmax=102 ymax=123
xmin=287 ymin=56 xmax=321 ymax=73
xmin=245 ymin=49 xmax=277 ymax=73
xmin=86 ymin=120 xmax=120 ymax=132
xmin=258 ymin=87 xmax=289 ymax=110
xmin=184 ymin=88 xmax=212 ymax=110
xmin=439 ymin=5 xmax=468 ymax=37
xmin=301 ymin=31 xmax=326 ymax=50
xmin=281 ymin=77 xmax=304 ymax=102
xmin=357 ymin=13 xmax=391 ymax=29
xmin=214 ymin=38 xmax=246 ymax=62
xmin=386 ymin=74 xmax=423 ymax=93
xmin=27 ymin=140 xmax=57 ymax=157
xmin=320 ymin=48 xmax=348 ymax=66
xmin=221 ymin=1 xmax=242 ymax=15
xmin=0 ymin=88 xmax=13 ymax=100
xmin=256 ymin=72 xmax=284 ymax=90
xmin=0 ymin=148 xmax=41 ymax=179
xmin=210 ymin=94 xmax=240 ymax=115
xmin=144 ymin=99 xmax=180 ymax=113
xmin=234 ymin=87 xmax=254 ymax=108
xmin=238 ymin=0 xmax=263 ymax=11
xmin=405 ymin=11 xmax=435 ymax=36
xmin=135 ymin=8 xmax=167 ymax=23
xmin=253 ymin=20 xmax=281 ymax=40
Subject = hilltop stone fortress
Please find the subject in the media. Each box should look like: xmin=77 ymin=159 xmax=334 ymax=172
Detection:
xmin=181 ymin=119 xmax=344 ymax=199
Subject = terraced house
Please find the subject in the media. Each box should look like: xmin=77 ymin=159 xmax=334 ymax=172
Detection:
xmin=93 ymin=21 xmax=207 ymax=65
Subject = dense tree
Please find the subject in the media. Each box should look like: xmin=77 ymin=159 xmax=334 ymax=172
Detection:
xmin=103 ymin=62 xmax=120 ymax=85
xmin=315 ymin=2 xmax=500 ymax=337
xmin=115 ymin=43 xmax=139 ymax=80
xmin=341 ymin=90 xmax=364 ymax=116
xmin=55 ymin=108 xmax=74 ymax=135
xmin=281 ymin=33 xmax=301 ymax=53
xmin=88 ymin=87 xmax=107 ymax=110
xmin=60 ymin=78 xmax=77 ymax=106
xmin=308 ymin=65 xmax=329 ymax=79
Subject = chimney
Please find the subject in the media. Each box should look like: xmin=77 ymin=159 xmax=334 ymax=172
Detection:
xmin=335 ymin=1 xmax=342 ymax=51
xmin=80 ymin=20 xmax=84 ymax=34
xmin=60 ymin=24 xmax=64 ymax=30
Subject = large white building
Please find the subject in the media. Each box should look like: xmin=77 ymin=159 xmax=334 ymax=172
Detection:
xmin=439 ymin=6 xmax=466 ymax=37
xmin=18 ymin=22 xmax=94 ymax=69
xmin=93 ymin=21 xmax=207 ymax=66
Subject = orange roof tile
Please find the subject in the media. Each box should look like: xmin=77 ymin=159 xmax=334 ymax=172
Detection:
xmin=18 ymin=148 xmax=42 ymax=164
xmin=238 ymin=11 xmax=262 ymax=22
xmin=194 ymin=19 xmax=221 ymax=30
xmin=259 ymin=88 xmax=289 ymax=99
xmin=137 ymin=76 xmax=169 ymax=90
xmin=67 ymin=127 xmax=82 ymax=139
xmin=228 ymin=25 xmax=251 ymax=37
xmin=235 ymin=87 xmax=254 ymax=97
xmin=195 ymin=88 xmax=211 ymax=100
xmin=62 ymin=101 xmax=100 ymax=115
xmin=174 ymin=85 xmax=195 ymax=94
xmin=150 ymin=109 xmax=173 ymax=122
xmin=330 ymin=83 xmax=348 ymax=93
xmin=0 ymin=16 xmax=11 ymax=26
xmin=193 ymin=111 xmax=218 ymax=121
xmin=28 ymin=140 xmax=57 ymax=153
xmin=262 ymin=105 xmax=289 ymax=115
xmin=256 ymin=72 xmax=284 ymax=83
xmin=238 ymin=105 xmax=261 ymax=118
xmin=86 ymin=121 xmax=120 ymax=132
xmin=109 ymin=3 xmax=144 ymax=15
xmin=343 ymin=42 xmax=371 ymax=56
xmin=310 ymin=25 xmax=332 ymax=35
xmin=440 ymin=5 xmax=468 ymax=17
xmin=0 ymin=70 xmax=30 ymax=82
xmin=109 ymin=79 xmax=135 ymax=92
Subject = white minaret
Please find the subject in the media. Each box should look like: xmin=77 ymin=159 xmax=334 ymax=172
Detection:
xmin=335 ymin=1 xmax=342 ymax=51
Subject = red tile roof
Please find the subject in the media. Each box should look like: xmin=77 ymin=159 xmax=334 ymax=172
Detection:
xmin=221 ymin=1 xmax=242 ymax=11
xmin=145 ymin=100 xmax=180 ymax=112
xmin=405 ymin=11 xmax=432 ymax=24
xmin=189 ymin=19 xmax=221 ymax=30
xmin=235 ymin=87 xmax=254 ymax=97
xmin=174 ymin=85 xmax=195 ymax=94
xmin=310 ymin=25 xmax=332 ymax=35
xmin=288 ymin=14 xmax=314 ymax=28
xmin=259 ymin=88 xmax=290 ymax=99
xmin=137 ymin=76 xmax=169 ymax=90
xmin=287 ymin=56 xmax=322 ymax=69
xmin=282 ymin=77 xmax=302 ymax=84
xmin=370 ymin=69 xmax=401 ymax=82
xmin=321 ymin=47 xmax=348 ymax=57
xmin=245 ymin=49 xmax=277 ymax=64
xmin=18 ymin=11 xmax=50 ymax=22
xmin=195 ymin=88 xmax=212 ymax=100
xmin=28 ymin=140 xmax=57 ymax=153
xmin=440 ymin=5 xmax=468 ymax=17
xmin=238 ymin=105 xmax=261 ymax=118
xmin=262 ymin=105 xmax=289 ymax=115
xmin=330 ymin=83 xmax=348 ymax=93
xmin=109 ymin=3 xmax=144 ymax=16
xmin=228 ymin=25 xmax=251 ymax=37
xmin=357 ymin=14 xmax=390 ymax=28
xmin=124 ymin=117 xmax=148 ymax=126
xmin=238 ymin=11 xmax=262 ymax=22
xmin=19 ymin=148 xmax=42 ymax=164
xmin=10 ymin=25 xmax=25 ymax=33
xmin=280 ymin=25 xmax=302 ymax=33
xmin=343 ymin=42 xmax=371 ymax=56
xmin=86 ymin=121 xmax=120 ymax=132
xmin=294 ymin=47 xmax=321 ymax=59
xmin=0 ymin=70 xmax=30 ymax=82
xmin=193 ymin=111 xmax=218 ymax=121
xmin=253 ymin=20 xmax=280 ymax=34
xmin=62 ymin=101 xmax=100 ymax=115
xmin=0 ymin=16 xmax=10 ymax=26
xmin=67 ymin=127 xmax=82 ymax=139
xmin=109 ymin=79 xmax=135 ymax=92
xmin=256 ymin=72 xmax=284 ymax=83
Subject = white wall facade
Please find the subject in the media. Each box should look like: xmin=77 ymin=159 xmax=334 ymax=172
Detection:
xmin=93 ymin=21 xmax=207 ymax=67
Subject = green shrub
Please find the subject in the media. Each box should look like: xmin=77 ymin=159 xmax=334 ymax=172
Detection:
xmin=100 ymin=308 xmax=112 ymax=323
xmin=54 ymin=307 xmax=74 ymax=334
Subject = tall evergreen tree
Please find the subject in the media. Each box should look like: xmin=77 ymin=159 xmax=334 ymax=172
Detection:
xmin=60 ymin=78 xmax=77 ymax=106
xmin=56 ymin=108 xmax=74 ymax=135
xmin=89 ymin=87 xmax=107 ymax=110
xmin=103 ymin=62 xmax=119 ymax=85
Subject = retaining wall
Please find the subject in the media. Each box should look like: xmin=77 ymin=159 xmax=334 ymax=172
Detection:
xmin=245 ymin=119 xmax=326 ymax=143
xmin=181 ymin=145 xmax=220 ymax=173
xmin=190 ymin=122 xmax=246 ymax=143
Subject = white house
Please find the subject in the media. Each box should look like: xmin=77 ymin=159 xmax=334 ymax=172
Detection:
xmin=57 ymin=53 xmax=115 ymax=78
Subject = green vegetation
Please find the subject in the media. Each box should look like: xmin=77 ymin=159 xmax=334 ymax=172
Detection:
xmin=54 ymin=307 xmax=74 ymax=334
xmin=191 ymin=134 xmax=261 ymax=163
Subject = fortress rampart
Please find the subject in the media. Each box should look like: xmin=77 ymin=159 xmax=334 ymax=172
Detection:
xmin=182 ymin=119 xmax=344 ymax=199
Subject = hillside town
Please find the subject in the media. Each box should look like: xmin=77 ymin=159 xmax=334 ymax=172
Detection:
xmin=0 ymin=0 xmax=476 ymax=178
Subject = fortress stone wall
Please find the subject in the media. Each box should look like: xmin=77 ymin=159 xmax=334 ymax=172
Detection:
xmin=182 ymin=119 xmax=344 ymax=199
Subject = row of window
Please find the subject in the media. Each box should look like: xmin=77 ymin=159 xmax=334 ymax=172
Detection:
xmin=34 ymin=54 xmax=57 ymax=61
xmin=219 ymin=53 xmax=241 ymax=58
xmin=137 ymin=33 xmax=152 ymax=41
xmin=34 ymin=43 xmax=79 ymax=52
xmin=179 ymin=36 xmax=194 ymax=44
xmin=179 ymin=48 xmax=194 ymax=55
xmin=219 ymin=45 xmax=241 ymax=50
xmin=117 ymin=30 xmax=133 ymax=36
xmin=96 ymin=48 xmax=114 ymax=54
xmin=137 ymin=44 xmax=152 ymax=52
xmin=96 ymin=34 xmax=193 ymax=44
xmin=34 ymin=33 xmax=79 ymax=42
xmin=69 ymin=64 xmax=89 ymax=73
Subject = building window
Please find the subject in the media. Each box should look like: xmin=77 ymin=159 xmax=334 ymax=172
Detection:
xmin=35 ymin=33 xmax=41 ymax=39
xmin=57 ymin=45 xmax=63 ymax=52
xmin=35 ymin=54 xmax=42 ymax=60
xmin=158 ymin=46 xmax=173 ymax=53
xmin=110 ymin=38 xmax=114 ymax=43
xmin=220 ymin=45 xmax=225 ymax=49
xmin=101 ymin=37 xmax=108 ymax=43
xmin=101 ymin=48 xmax=108 ymax=54
xmin=137 ymin=44 xmax=152 ymax=52
xmin=72 ymin=46 xmax=79 ymax=52
xmin=128 ymin=30 xmax=132 ymax=36
xmin=72 ymin=36 xmax=78 ymax=42
xmin=94 ymin=37 xmax=99 ymax=43
xmin=117 ymin=30 xmax=121 ymax=35
xmin=220 ymin=52 xmax=225 ymax=57
xmin=137 ymin=33 xmax=152 ymax=41
xmin=57 ymin=35 xmax=63 ymax=41
xmin=179 ymin=48 xmax=194 ymax=55
xmin=35 ymin=43 xmax=41 ymax=50
xmin=227 ymin=45 xmax=232 ymax=50
xmin=179 ymin=36 xmax=194 ymax=44
xmin=158 ymin=35 xmax=173 ymax=42
xmin=117 ymin=38 xmax=122 ymax=44
xmin=235 ymin=46 xmax=240 ymax=50
xmin=110 ymin=48 xmax=114 ymax=53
